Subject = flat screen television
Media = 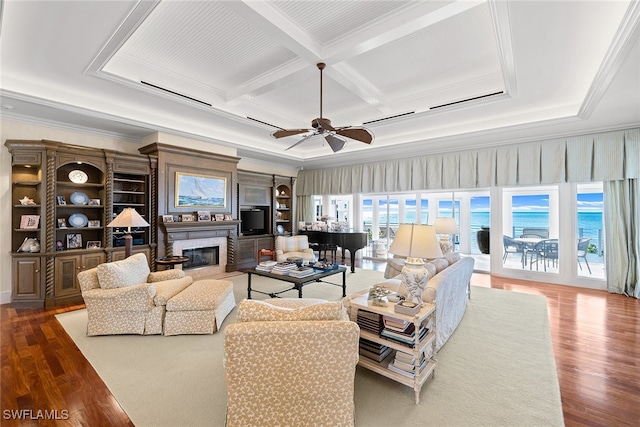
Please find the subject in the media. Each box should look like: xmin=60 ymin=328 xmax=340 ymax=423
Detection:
xmin=241 ymin=209 xmax=266 ymax=235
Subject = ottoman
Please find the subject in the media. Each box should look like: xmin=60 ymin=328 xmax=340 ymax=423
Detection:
xmin=164 ymin=279 xmax=236 ymax=336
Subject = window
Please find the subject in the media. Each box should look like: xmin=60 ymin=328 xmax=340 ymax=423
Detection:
xmin=576 ymin=183 xmax=604 ymax=278
xmin=502 ymin=187 xmax=558 ymax=274
xmin=470 ymin=196 xmax=490 ymax=254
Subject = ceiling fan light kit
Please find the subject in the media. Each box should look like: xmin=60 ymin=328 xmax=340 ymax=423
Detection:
xmin=271 ymin=63 xmax=374 ymax=153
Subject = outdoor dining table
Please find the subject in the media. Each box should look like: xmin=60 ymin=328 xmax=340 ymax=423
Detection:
xmin=513 ymin=236 xmax=544 ymax=267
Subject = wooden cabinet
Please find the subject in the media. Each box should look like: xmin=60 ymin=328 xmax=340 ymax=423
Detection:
xmin=11 ymin=256 xmax=43 ymax=306
xmin=274 ymin=176 xmax=295 ymax=236
xmin=5 ymin=140 xmax=155 ymax=307
xmin=112 ymin=173 xmax=150 ymax=248
xmin=55 ymin=161 xmax=105 ymax=252
xmin=275 ymin=185 xmax=291 ymax=235
xmin=237 ymin=235 xmax=274 ymax=269
xmin=54 ymin=252 xmax=105 ymax=303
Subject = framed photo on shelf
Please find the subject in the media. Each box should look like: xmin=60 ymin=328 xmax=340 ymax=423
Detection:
xmin=86 ymin=240 xmax=101 ymax=249
xmin=181 ymin=214 xmax=194 ymax=222
xmin=162 ymin=215 xmax=174 ymax=223
xmin=66 ymin=233 xmax=82 ymax=249
xmin=20 ymin=214 xmax=40 ymax=229
xmin=88 ymin=198 xmax=101 ymax=206
xmin=56 ymin=196 xmax=66 ymax=205
xmin=214 ymin=214 xmax=224 ymax=221
xmin=223 ymin=214 xmax=233 ymax=221
xmin=88 ymin=220 xmax=100 ymax=228
xmin=57 ymin=218 xmax=67 ymax=228
xmin=197 ymin=211 xmax=211 ymax=221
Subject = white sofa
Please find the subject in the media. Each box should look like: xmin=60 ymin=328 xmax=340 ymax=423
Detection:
xmin=363 ymin=254 xmax=474 ymax=351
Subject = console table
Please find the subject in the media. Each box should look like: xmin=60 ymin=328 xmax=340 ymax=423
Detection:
xmin=345 ymin=292 xmax=437 ymax=404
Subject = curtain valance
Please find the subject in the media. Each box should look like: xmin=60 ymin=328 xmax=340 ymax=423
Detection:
xmin=297 ymin=128 xmax=640 ymax=195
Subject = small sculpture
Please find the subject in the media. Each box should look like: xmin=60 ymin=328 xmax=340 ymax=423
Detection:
xmin=368 ymin=285 xmax=391 ymax=307
xmin=19 ymin=196 xmax=36 ymax=205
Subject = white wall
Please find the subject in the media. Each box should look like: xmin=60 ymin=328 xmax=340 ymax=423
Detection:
xmin=0 ymin=119 xmax=298 ymax=304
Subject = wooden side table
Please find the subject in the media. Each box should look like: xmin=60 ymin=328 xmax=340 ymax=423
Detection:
xmin=156 ymin=256 xmax=189 ymax=269
xmin=257 ymin=248 xmax=275 ymax=263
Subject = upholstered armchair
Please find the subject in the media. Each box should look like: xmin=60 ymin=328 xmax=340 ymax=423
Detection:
xmin=224 ymin=298 xmax=360 ymax=427
xmin=274 ymin=235 xmax=315 ymax=263
xmin=78 ymin=253 xmax=193 ymax=336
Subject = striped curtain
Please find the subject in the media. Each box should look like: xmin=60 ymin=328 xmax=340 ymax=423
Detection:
xmin=297 ymin=128 xmax=640 ymax=195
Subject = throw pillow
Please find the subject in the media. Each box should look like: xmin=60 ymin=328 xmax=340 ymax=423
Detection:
xmin=236 ymin=299 xmax=344 ymax=323
xmin=444 ymin=252 xmax=461 ymax=265
xmin=430 ymin=258 xmax=449 ymax=273
xmin=424 ymin=262 xmax=437 ymax=279
xmin=97 ymin=253 xmax=150 ymax=290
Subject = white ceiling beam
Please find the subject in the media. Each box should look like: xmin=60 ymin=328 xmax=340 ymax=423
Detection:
xmin=228 ymin=0 xmax=485 ymax=114
xmin=319 ymin=1 xmax=485 ymax=115
xmin=488 ymin=0 xmax=517 ymax=97
xmin=579 ymin=0 xmax=640 ymax=119
xmin=223 ymin=0 xmax=323 ymax=104
xmin=322 ymin=0 xmax=482 ymax=63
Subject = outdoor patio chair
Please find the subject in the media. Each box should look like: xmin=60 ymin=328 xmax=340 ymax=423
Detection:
xmin=503 ymin=235 xmax=526 ymax=268
xmin=577 ymin=237 xmax=592 ymax=274
xmin=529 ymin=239 xmax=559 ymax=271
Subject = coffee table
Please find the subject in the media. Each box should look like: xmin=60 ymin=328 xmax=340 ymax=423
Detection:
xmin=246 ymin=266 xmax=347 ymax=299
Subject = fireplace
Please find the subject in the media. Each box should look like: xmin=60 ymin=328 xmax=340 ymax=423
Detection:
xmin=162 ymin=220 xmax=240 ymax=279
xmin=182 ymin=246 xmax=219 ymax=269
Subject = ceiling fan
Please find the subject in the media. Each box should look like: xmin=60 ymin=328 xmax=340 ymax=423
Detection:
xmin=271 ymin=63 xmax=374 ymax=153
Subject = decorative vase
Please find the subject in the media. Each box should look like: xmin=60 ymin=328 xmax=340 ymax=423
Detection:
xmin=477 ymin=227 xmax=490 ymax=254
xmin=400 ymin=259 xmax=428 ymax=306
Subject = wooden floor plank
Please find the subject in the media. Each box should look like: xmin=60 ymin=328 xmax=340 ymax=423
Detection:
xmin=1 ymin=261 xmax=638 ymax=426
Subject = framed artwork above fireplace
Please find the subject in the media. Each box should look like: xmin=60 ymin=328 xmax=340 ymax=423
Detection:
xmin=175 ymin=172 xmax=227 ymax=209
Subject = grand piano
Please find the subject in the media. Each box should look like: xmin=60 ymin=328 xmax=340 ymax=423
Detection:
xmin=300 ymin=230 xmax=367 ymax=273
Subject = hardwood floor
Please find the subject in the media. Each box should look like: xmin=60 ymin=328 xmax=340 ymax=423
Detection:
xmin=1 ymin=260 xmax=639 ymax=426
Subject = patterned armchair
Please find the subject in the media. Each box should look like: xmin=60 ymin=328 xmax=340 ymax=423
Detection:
xmin=224 ymin=298 xmax=360 ymax=427
xmin=274 ymin=235 xmax=315 ymax=263
xmin=78 ymin=253 xmax=193 ymax=336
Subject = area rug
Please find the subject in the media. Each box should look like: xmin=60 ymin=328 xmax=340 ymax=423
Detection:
xmin=56 ymin=269 xmax=564 ymax=426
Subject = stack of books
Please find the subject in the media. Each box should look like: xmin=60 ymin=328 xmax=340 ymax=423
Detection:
xmin=255 ymin=260 xmax=277 ymax=272
xmin=288 ymin=266 xmax=315 ymax=278
xmin=359 ymin=338 xmax=392 ymax=362
xmin=271 ymin=262 xmax=297 ymax=275
xmin=356 ymin=310 xmax=383 ymax=335
xmin=380 ymin=316 xmax=428 ymax=348
xmin=387 ymin=350 xmax=427 ymax=378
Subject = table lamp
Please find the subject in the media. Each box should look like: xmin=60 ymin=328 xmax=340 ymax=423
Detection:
xmin=389 ymin=224 xmax=443 ymax=306
xmin=107 ymin=208 xmax=150 ymax=258
xmin=434 ymin=217 xmax=459 ymax=254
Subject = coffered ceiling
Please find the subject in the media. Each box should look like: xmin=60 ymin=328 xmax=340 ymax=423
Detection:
xmin=1 ymin=0 xmax=638 ymax=168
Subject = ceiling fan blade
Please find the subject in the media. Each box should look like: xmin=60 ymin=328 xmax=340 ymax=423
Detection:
xmin=285 ymin=134 xmax=315 ymax=151
xmin=335 ymin=128 xmax=374 ymax=144
xmin=271 ymin=129 xmax=310 ymax=139
xmin=325 ymin=134 xmax=346 ymax=153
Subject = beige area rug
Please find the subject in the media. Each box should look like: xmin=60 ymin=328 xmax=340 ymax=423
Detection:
xmin=56 ymin=269 xmax=564 ymax=426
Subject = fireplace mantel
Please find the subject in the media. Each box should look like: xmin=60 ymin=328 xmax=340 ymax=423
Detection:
xmin=162 ymin=220 xmax=240 ymax=272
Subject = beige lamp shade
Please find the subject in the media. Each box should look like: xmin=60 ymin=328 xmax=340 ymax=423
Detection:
xmin=434 ymin=217 xmax=459 ymax=234
xmin=107 ymin=208 xmax=149 ymax=258
xmin=107 ymin=208 xmax=150 ymax=231
xmin=389 ymin=224 xmax=443 ymax=260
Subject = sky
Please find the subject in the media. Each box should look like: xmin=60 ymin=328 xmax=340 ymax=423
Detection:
xmin=360 ymin=192 xmax=603 ymax=213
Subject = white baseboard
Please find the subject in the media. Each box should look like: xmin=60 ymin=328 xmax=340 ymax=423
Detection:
xmin=0 ymin=290 xmax=12 ymax=305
